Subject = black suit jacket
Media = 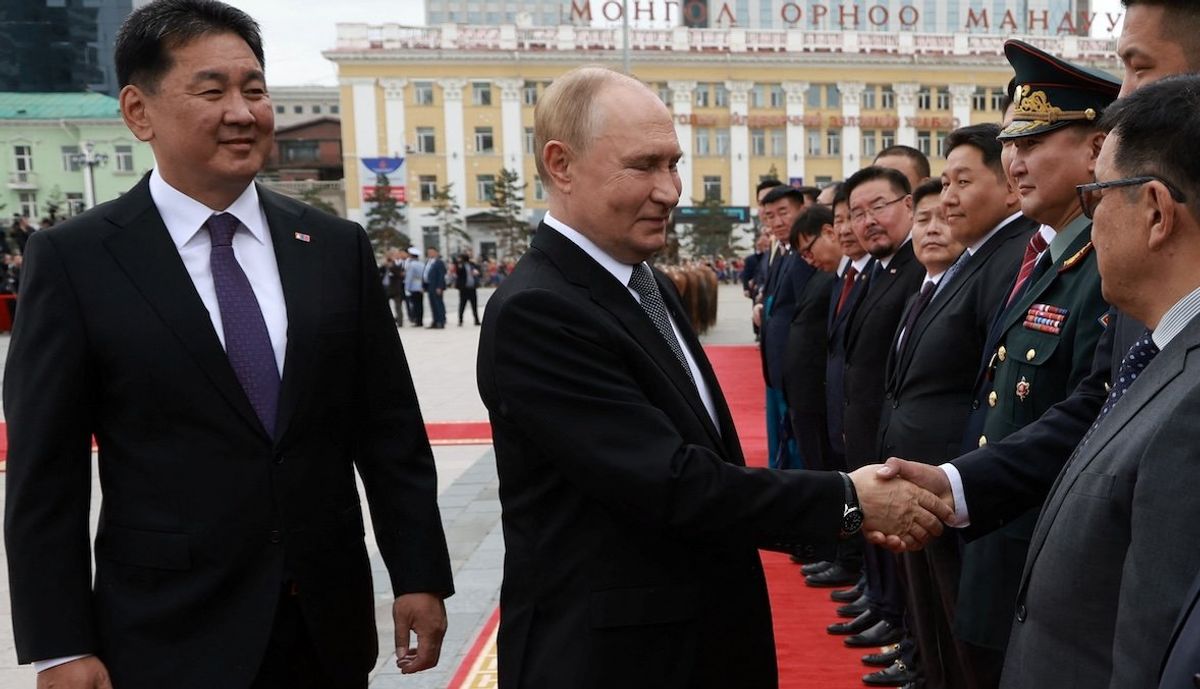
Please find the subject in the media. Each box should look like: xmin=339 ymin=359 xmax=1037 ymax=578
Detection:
xmin=476 ymin=224 xmax=845 ymax=689
xmin=3 ymin=177 xmax=452 ymax=688
xmin=1159 ymin=569 xmax=1200 ymax=689
xmin=783 ymin=270 xmax=836 ymax=416
xmin=825 ymin=262 xmax=871 ymax=460
xmin=762 ymin=253 xmax=816 ymax=389
xmin=877 ymin=216 xmax=1034 ymax=464
xmin=841 ymin=242 xmax=924 ymax=470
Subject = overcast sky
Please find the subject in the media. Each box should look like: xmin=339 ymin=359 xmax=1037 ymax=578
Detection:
xmin=224 ymin=0 xmax=1125 ymax=87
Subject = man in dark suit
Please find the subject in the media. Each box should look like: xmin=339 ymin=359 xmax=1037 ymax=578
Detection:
xmin=423 ymin=247 xmax=447 ymax=328
xmin=474 ymin=65 xmax=952 ymax=689
xmin=381 ymin=248 xmax=406 ymax=326
xmin=2 ymin=3 xmax=453 ymax=688
xmin=875 ymin=128 xmax=1033 ymax=688
xmin=834 ymin=166 xmax=925 ymax=646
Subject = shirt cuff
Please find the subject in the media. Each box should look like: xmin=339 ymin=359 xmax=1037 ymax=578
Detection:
xmin=34 ymin=655 xmax=91 ymax=673
xmin=939 ymin=463 xmax=971 ymax=528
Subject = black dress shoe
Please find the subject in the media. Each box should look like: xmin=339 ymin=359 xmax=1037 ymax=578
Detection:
xmin=801 ymin=560 xmax=833 ymax=575
xmin=830 ymin=580 xmax=865 ymax=602
xmin=862 ymin=643 xmax=903 ymax=667
xmin=827 ymin=609 xmax=879 ymax=636
xmin=845 ymin=620 xmax=904 ymax=648
xmin=863 ymin=660 xmax=916 ymax=686
xmin=836 ymin=593 xmax=870 ymax=618
xmin=806 ymin=563 xmax=860 ymax=587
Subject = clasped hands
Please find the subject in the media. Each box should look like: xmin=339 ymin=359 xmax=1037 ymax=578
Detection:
xmin=848 ymin=457 xmax=955 ymax=552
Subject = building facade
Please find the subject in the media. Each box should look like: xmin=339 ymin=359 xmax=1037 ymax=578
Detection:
xmin=269 ymin=85 xmax=343 ymax=129
xmin=326 ymin=23 xmax=1118 ymax=257
xmin=1 ymin=93 xmax=155 ymax=222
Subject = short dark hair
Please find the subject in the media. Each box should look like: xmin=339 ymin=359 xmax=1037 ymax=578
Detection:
xmin=945 ymin=123 xmax=1006 ymax=180
xmin=1098 ymin=73 xmax=1200 ymax=213
xmin=761 ymin=185 xmax=804 ymax=206
xmin=831 ymin=183 xmax=849 ymax=209
xmin=1121 ymin=0 xmax=1200 ymax=69
xmin=797 ymin=186 xmax=820 ymax=204
xmin=756 ymin=178 xmax=783 ymax=195
xmin=790 ymin=204 xmax=833 ymax=248
xmin=874 ymin=145 xmax=931 ymax=180
xmin=844 ymin=165 xmax=912 ymax=202
xmin=911 ymin=179 xmax=944 ymax=208
xmin=115 ymin=0 xmax=265 ymax=91
xmin=1001 ymin=77 xmax=1018 ymax=112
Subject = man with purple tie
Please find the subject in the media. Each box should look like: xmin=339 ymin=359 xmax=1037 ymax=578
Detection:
xmin=2 ymin=2 xmax=452 ymax=688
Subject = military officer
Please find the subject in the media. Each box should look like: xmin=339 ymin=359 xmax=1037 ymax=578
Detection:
xmin=948 ymin=41 xmax=1119 ymax=687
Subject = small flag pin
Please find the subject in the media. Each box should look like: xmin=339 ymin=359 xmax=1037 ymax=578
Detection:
xmin=294 ymin=232 xmax=311 ymax=242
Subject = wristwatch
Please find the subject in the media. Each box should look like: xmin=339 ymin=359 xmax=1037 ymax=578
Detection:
xmin=838 ymin=472 xmax=864 ymax=539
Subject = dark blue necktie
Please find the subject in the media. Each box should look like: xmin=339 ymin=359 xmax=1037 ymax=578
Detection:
xmin=1080 ymin=329 xmax=1158 ymax=447
xmin=207 ymin=213 xmax=281 ymax=437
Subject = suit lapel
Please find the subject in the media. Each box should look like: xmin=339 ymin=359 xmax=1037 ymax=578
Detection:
xmin=998 ymin=222 xmax=1092 ymax=337
xmin=847 ymin=243 xmax=914 ymax=353
xmin=259 ymin=186 xmax=320 ymax=447
xmin=100 ymin=177 xmax=265 ymax=438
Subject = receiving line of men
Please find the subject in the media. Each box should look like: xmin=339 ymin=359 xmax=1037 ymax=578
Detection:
xmin=743 ymin=19 xmax=1200 ymax=689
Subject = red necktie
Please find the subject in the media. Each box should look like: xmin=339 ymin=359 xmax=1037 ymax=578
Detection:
xmin=1005 ymin=231 xmax=1050 ymax=307
xmin=835 ymin=266 xmax=859 ymax=316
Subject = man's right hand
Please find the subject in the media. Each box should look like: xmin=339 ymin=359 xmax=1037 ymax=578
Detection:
xmin=864 ymin=458 xmax=955 ymax=551
xmin=848 ymin=464 xmax=954 ymax=551
xmin=38 ymin=657 xmax=112 ymax=689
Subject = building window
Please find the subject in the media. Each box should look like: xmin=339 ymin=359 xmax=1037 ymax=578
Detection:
xmin=524 ymin=127 xmax=535 ymax=155
xmin=414 ymin=81 xmax=434 ymax=105
xmin=769 ymin=84 xmax=784 ymax=108
xmin=991 ymin=88 xmax=1006 ymax=111
xmin=702 ymin=176 xmax=722 ymax=202
xmin=750 ymin=84 xmax=765 ymax=108
xmin=416 ymin=127 xmax=436 ymax=153
xmin=12 ymin=145 xmax=33 ymax=184
xmin=771 ymin=129 xmax=785 ymax=157
xmin=657 ymin=84 xmax=671 ymax=105
xmin=807 ymin=130 xmax=821 ymax=156
xmin=472 ymin=82 xmax=492 ymax=106
xmin=881 ymin=88 xmax=895 ymax=109
xmin=275 ymin=105 xmax=285 ymax=113
xmin=281 ymin=140 xmax=319 ymax=163
xmin=862 ymin=130 xmax=878 ymax=159
xmin=972 ymin=87 xmax=988 ymax=111
xmin=917 ymin=130 xmax=932 ymax=156
xmin=695 ymin=128 xmax=711 ymax=156
xmin=936 ymin=88 xmax=951 ymax=110
xmin=312 ymin=105 xmax=322 ymax=114
xmin=881 ymin=130 xmax=895 ymax=149
xmin=422 ymin=226 xmax=440 ymax=251
xmin=534 ymin=175 xmax=546 ymax=201
xmin=826 ymin=84 xmax=840 ymax=108
xmin=750 ymin=128 xmax=766 ymax=156
xmin=715 ymin=129 xmax=730 ymax=156
xmin=714 ymin=83 xmax=729 ymax=107
xmin=477 ymin=174 xmax=496 ymax=201
xmin=936 ymin=131 xmax=948 ymax=157
xmin=114 ymin=145 xmax=134 ymax=172
xmin=806 ymin=83 xmax=822 ymax=108
xmin=293 ymin=105 xmax=303 ymax=114
xmin=861 ymin=86 xmax=877 ymax=110
xmin=474 ymin=127 xmax=495 ymax=154
xmin=694 ymin=84 xmax=710 ymax=108
xmin=66 ymin=192 xmax=84 ymax=216
xmin=330 ymin=104 xmax=339 ymax=114
xmin=523 ymin=81 xmax=538 ymax=106
xmin=61 ymin=145 xmax=81 ymax=172
xmin=419 ymin=175 xmax=437 ymax=201
xmin=917 ymin=88 xmax=932 ymax=110
xmin=18 ymin=192 xmax=36 ymax=218
xmin=826 ymin=129 xmax=841 ymax=156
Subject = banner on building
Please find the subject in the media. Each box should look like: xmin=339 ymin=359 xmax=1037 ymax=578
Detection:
xmin=361 ymin=157 xmax=407 ymax=204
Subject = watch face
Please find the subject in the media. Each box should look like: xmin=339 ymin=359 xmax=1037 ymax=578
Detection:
xmin=843 ymin=508 xmax=864 ymax=535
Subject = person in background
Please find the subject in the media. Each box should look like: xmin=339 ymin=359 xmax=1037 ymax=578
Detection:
xmin=454 ymin=251 xmax=482 ymax=326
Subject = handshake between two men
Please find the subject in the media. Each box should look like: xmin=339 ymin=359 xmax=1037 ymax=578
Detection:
xmin=846 ymin=459 xmax=955 ymax=552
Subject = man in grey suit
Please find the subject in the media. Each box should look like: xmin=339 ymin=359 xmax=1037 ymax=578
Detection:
xmin=993 ymin=75 xmax=1200 ymax=689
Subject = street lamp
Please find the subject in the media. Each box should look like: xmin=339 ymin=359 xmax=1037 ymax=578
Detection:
xmin=70 ymin=142 xmax=109 ymax=210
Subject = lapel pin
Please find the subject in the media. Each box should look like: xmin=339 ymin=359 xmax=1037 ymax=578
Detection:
xmin=1016 ymin=376 xmax=1031 ymax=401
xmin=294 ymin=232 xmax=311 ymax=243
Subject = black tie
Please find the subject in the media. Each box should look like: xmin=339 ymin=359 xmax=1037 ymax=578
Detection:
xmin=628 ymin=263 xmax=695 ymax=385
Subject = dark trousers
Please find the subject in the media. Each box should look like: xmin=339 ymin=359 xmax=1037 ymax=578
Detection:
xmin=790 ymin=409 xmax=831 ymax=472
xmin=428 ymin=289 xmax=446 ymax=325
xmin=407 ymin=290 xmax=424 ymax=325
xmin=457 ymin=287 xmax=479 ymax=324
xmin=251 ymin=590 xmax=367 ymax=689
xmin=388 ymin=293 xmax=405 ymax=326
xmin=903 ymin=537 xmax=972 ymax=689
xmin=864 ymin=542 xmax=905 ymax=626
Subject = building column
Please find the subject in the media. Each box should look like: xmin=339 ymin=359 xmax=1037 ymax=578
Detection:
xmin=781 ymin=81 xmax=809 ymax=186
xmin=949 ymin=83 xmax=975 ymax=130
xmin=439 ymin=78 xmax=468 ymax=211
xmin=380 ymin=78 xmax=408 ymax=158
xmin=344 ymin=76 xmax=379 ymax=222
xmin=669 ymin=80 xmax=696 ymax=207
xmin=726 ymin=80 xmax=753 ymax=207
xmin=838 ymin=81 xmax=865 ymax=178
xmin=894 ymin=82 xmax=920 ymax=148
xmin=495 ymin=78 xmax=525 ymax=188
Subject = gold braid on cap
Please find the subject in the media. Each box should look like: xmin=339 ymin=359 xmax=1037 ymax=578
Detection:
xmin=1006 ymin=84 xmax=1098 ymax=135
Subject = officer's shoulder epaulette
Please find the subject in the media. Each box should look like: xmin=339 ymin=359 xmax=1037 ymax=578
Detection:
xmin=1058 ymin=242 xmax=1093 ymax=273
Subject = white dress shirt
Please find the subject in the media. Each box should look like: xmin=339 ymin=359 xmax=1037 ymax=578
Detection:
xmin=542 ymin=212 xmax=720 ymax=429
xmin=35 ymin=172 xmax=289 ymax=674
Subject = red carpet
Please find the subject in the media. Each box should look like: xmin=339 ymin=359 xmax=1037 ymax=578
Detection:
xmin=706 ymin=344 xmax=866 ymax=689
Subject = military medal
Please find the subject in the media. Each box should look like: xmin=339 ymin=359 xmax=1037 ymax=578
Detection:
xmin=1015 ymin=376 xmax=1031 ymax=401
xmin=1024 ymin=303 xmax=1068 ymax=335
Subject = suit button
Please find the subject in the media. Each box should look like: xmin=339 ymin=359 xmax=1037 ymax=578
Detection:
xmin=1016 ymin=604 xmax=1027 ymax=622
xmin=892 ymin=401 xmax=899 ymax=409
xmin=979 ymin=435 xmax=988 ymax=447
xmin=988 ymin=391 xmax=998 ymax=407
xmin=273 ymin=452 xmax=284 ymax=465
xmin=1026 ymin=348 xmax=1036 ymax=361
xmin=997 ymin=346 xmax=1007 ymax=362
xmin=971 ymin=400 xmax=980 ymax=410
xmin=885 ymin=392 xmax=893 ymax=400
xmin=269 ymin=530 xmax=282 ymax=544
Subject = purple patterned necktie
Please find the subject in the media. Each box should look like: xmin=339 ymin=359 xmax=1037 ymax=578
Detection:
xmin=207 ymin=212 xmax=280 ymax=437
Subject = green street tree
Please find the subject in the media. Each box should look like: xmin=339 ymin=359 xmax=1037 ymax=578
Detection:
xmin=363 ymin=172 xmax=409 ymax=253
xmin=297 ymin=184 xmax=339 ymax=217
xmin=430 ymin=182 xmax=471 ymax=251
xmin=676 ymin=196 xmax=740 ymax=259
xmin=489 ymin=168 xmax=529 ymax=259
